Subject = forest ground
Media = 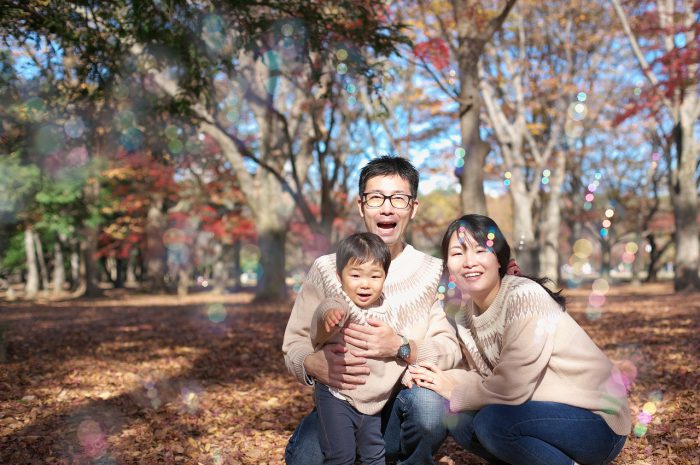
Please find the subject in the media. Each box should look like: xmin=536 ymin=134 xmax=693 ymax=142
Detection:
xmin=0 ymin=282 xmax=698 ymax=465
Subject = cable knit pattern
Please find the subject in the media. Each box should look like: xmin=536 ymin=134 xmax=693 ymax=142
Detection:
xmin=448 ymin=275 xmax=632 ymax=436
xmin=282 ymin=244 xmax=462 ymax=412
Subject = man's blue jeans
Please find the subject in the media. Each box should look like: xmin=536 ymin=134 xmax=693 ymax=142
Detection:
xmin=286 ymin=386 xmax=507 ymax=465
xmin=447 ymin=401 xmax=627 ymax=465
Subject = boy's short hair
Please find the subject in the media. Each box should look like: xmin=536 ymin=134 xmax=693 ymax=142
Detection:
xmin=336 ymin=232 xmax=391 ymax=275
xmin=358 ymin=156 xmax=419 ymax=198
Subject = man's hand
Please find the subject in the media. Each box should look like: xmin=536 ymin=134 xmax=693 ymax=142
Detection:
xmin=303 ymin=343 xmax=369 ymax=390
xmin=343 ymin=319 xmax=402 ymax=358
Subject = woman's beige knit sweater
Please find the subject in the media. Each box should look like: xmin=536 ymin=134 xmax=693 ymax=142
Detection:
xmin=446 ymin=275 xmax=632 ymax=436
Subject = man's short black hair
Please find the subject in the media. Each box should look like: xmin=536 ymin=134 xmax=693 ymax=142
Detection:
xmin=336 ymin=232 xmax=391 ymax=275
xmin=358 ymin=156 xmax=419 ymax=198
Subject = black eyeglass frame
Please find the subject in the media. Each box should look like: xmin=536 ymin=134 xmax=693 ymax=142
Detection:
xmin=361 ymin=192 xmax=414 ymax=209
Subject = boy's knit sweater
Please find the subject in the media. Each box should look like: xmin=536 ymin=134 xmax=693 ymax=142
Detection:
xmin=310 ymin=293 xmax=404 ymax=415
xmin=446 ymin=274 xmax=632 ymax=436
xmin=282 ymin=244 xmax=462 ymax=400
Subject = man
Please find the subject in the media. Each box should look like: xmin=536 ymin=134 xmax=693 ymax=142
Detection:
xmin=283 ymin=156 xmax=462 ymax=465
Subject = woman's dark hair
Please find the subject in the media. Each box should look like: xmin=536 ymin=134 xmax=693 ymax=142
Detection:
xmin=358 ymin=156 xmax=419 ymax=198
xmin=336 ymin=232 xmax=391 ymax=275
xmin=440 ymin=214 xmax=566 ymax=309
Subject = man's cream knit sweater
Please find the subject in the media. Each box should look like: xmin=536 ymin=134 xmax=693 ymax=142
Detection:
xmin=283 ymin=245 xmax=462 ymax=414
xmin=447 ymin=275 xmax=632 ymax=436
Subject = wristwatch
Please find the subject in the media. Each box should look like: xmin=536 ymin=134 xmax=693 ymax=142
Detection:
xmin=396 ymin=335 xmax=411 ymax=361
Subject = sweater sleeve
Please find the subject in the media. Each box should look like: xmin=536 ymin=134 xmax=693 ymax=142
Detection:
xmin=448 ymin=306 xmax=560 ymax=412
xmin=282 ymin=260 xmax=327 ymax=386
xmin=310 ymin=296 xmax=350 ymax=350
xmin=413 ymin=299 xmax=462 ymax=370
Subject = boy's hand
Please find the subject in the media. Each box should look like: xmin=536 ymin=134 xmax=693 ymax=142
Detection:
xmin=323 ymin=308 xmax=346 ymax=333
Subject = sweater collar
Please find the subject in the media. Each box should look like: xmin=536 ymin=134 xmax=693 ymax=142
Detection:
xmin=469 ymin=274 xmax=518 ymax=327
xmin=388 ymin=243 xmax=416 ymax=271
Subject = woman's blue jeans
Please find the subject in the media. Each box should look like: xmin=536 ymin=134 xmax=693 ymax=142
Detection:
xmin=447 ymin=401 xmax=627 ymax=465
xmin=285 ymin=386 xmax=507 ymax=465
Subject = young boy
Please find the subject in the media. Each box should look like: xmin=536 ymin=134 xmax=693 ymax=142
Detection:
xmin=310 ymin=232 xmax=404 ymax=465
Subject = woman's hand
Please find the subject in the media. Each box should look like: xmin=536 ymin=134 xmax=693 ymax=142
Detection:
xmin=343 ymin=319 xmax=402 ymax=358
xmin=408 ymin=362 xmax=455 ymax=400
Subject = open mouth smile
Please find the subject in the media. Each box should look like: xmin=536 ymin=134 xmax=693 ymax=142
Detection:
xmin=462 ymin=272 xmax=482 ymax=279
xmin=377 ymin=221 xmax=397 ymax=231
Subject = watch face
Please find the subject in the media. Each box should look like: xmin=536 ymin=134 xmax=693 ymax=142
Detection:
xmin=398 ymin=344 xmax=410 ymax=360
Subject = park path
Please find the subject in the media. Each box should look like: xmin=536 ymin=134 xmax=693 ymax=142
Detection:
xmin=0 ymin=283 xmax=698 ymax=464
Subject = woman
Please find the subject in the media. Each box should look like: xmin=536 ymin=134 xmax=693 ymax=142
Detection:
xmin=409 ymin=214 xmax=631 ymax=465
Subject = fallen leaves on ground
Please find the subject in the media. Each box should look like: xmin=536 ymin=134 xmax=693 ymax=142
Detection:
xmin=0 ymin=282 xmax=698 ymax=464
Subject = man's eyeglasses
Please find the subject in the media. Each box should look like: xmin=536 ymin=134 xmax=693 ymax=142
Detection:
xmin=362 ymin=192 xmax=414 ymax=209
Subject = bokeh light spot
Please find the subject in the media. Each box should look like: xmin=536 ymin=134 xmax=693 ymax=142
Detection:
xmin=168 ymin=139 xmax=184 ymax=154
xmin=336 ymin=49 xmax=348 ymax=61
xmin=642 ymin=401 xmax=657 ymax=415
xmin=634 ymin=423 xmax=648 ymax=437
xmin=592 ymin=278 xmax=609 ymax=294
xmin=64 ymin=116 xmax=86 ymax=138
xmin=573 ymin=239 xmax=593 ymax=258
xmin=207 ymin=303 xmax=227 ymax=323
xmin=588 ymin=293 xmax=606 ymax=307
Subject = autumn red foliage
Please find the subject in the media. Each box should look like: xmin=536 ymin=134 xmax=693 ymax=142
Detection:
xmin=413 ymin=38 xmax=451 ymax=70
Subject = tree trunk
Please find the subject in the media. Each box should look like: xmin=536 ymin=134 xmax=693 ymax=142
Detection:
xmin=671 ymin=115 xmax=700 ymax=291
xmin=81 ymin=179 xmax=103 ymax=297
xmin=645 ymin=234 xmax=661 ymax=282
xmin=232 ymin=239 xmax=242 ymax=290
xmin=453 ymin=0 xmax=516 ymax=214
xmin=126 ymin=250 xmax=138 ymax=286
xmin=69 ymin=237 xmax=80 ymax=290
xmin=600 ymin=238 xmax=611 ymax=280
xmin=32 ymin=231 xmax=49 ymax=292
xmin=646 ymin=233 xmax=674 ymax=283
xmin=82 ymin=223 xmax=102 ymax=297
xmin=114 ymin=257 xmax=126 ymax=288
xmin=539 ymin=153 xmax=565 ymax=284
xmin=255 ymin=226 xmax=288 ymax=301
xmin=24 ymin=226 xmax=39 ymax=299
xmin=458 ymin=60 xmax=488 ymax=215
xmin=510 ymin=179 xmax=539 ymax=276
xmin=177 ymin=267 xmax=190 ymax=297
xmin=212 ymin=242 xmax=230 ymax=293
xmin=145 ymin=195 xmax=167 ymax=293
xmin=52 ymin=238 xmax=66 ymax=295
xmin=631 ymin=233 xmax=643 ymax=286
